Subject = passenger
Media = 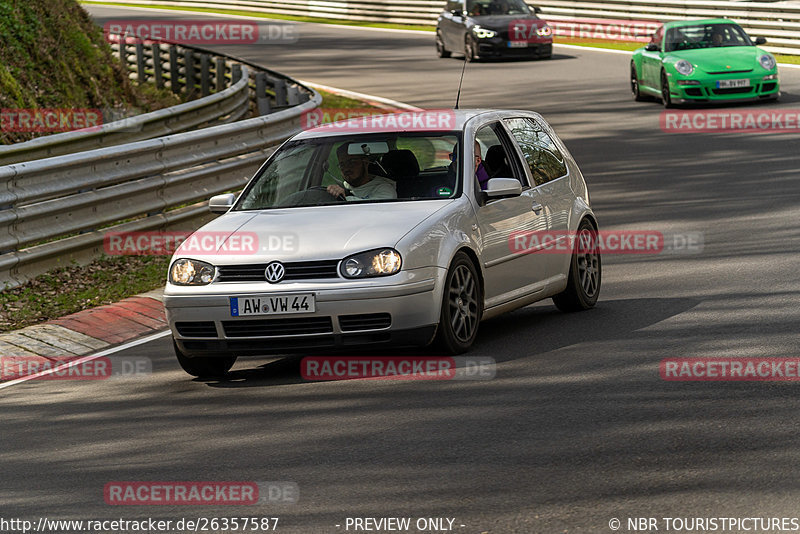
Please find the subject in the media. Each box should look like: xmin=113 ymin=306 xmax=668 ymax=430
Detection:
xmin=327 ymin=144 xmax=397 ymax=201
xmin=447 ymin=140 xmax=491 ymax=190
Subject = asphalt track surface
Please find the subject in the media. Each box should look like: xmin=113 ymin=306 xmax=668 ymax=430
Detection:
xmin=3 ymin=6 xmax=800 ymax=533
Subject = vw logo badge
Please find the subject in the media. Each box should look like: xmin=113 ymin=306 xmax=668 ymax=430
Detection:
xmin=265 ymin=261 xmax=285 ymax=283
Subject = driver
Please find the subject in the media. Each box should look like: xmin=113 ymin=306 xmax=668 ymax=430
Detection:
xmin=711 ymin=27 xmax=726 ymax=46
xmin=327 ymin=144 xmax=397 ymax=201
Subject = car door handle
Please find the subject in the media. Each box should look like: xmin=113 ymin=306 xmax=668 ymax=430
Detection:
xmin=531 ymin=202 xmax=543 ymax=214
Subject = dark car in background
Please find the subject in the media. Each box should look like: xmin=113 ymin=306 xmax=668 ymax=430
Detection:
xmin=437 ymin=0 xmax=552 ymax=61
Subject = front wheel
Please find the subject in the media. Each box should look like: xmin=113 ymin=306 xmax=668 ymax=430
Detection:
xmin=174 ymin=340 xmax=237 ymax=378
xmin=661 ymin=71 xmax=674 ymax=108
xmin=435 ymin=252 xmax=482 ymax=354
xmin=552 ymin=220 xmax=601 ymax=312
xmin=465 ymin=36 xmax=479 ymax=62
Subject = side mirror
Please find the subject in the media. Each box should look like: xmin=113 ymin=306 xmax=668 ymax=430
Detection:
xmin=645 ymin=43 xmax=660 ymax=52
xmin=755 ymin=36 xmax=767 ymax=45
xmin=534 ymin=6 xmax=542 ymax=14
xmin=485 ymin=178 xmax=522 ymax=199
xmin=209 ymin=193 xmax=235 ymax=214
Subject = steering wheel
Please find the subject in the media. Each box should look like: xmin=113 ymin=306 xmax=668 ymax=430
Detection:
xmin=274 ymin=186 xmax=346 ymax=207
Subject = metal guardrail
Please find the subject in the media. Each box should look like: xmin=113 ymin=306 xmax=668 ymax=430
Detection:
xmin=92 ymin=0 xmax=800 ymax=55
xmin=0 ymin=51 xmax=321 ymax=288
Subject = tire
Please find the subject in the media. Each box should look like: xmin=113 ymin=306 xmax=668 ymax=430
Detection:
xmin=435 ymin=252 xmax=483 ymax=354
xmin=173 ymin=340 xmax=236 ymax=378
xmin=552 ymin=220 xmax=601 ymax=312
xmin=661 ymin=70 xmax=674 ymax=108
xmin=436 ymin=31 xmax=451 ymax=58
xmin=631 ymin=62 xmax=646 ymax=102
xmin=465 ymin=36 xmax=479 ymax=62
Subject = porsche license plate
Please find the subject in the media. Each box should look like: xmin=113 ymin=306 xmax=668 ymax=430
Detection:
xmin=230 ymin=294 xmax=315 ymax=316
xmin=717 ymin=79 xmax=750 ymax=89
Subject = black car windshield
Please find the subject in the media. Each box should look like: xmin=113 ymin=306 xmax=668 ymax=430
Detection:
xmin=467 ymin=0 xmax=531 ymax=16
xmin=235 ymin=133 xmax=462 ymax=210
xmin=665 ymin=23 xmax=754 ymax=52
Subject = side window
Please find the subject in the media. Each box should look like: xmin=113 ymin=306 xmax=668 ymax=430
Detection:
xmin=504 ymin=118 xmax=567 ymax=187
xmin=473 ymin=123 xmax=526 ymax=194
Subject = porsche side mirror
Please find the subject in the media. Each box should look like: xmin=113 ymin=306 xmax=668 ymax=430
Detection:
xmin=645 ymin=43 xmax=661 ymax=52
xmin=755 ymin=36 xmax=767 ymax=45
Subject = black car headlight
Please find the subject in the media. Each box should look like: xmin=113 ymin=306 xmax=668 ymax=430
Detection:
xmin=341 ymin=249 xmax=402 ymax=279
xmin=169 ymin=259 xmax=215 ymax=286
xmin=473 ymin=26 xmax=497 ymax=39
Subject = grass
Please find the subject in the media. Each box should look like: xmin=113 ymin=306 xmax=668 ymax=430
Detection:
xmin=0 ymin=90 xmax=379 ymax=333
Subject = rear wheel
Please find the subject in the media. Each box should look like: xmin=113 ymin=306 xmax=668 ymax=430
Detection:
xmin=436 ymin=31 xmax=451 ymax=58
xmin=553 ymin=220 xmax=601 ymax=312
xmin=436 ymin=252 xmax=482 ymax=354
xmin=631 ymin=62 xmax=646 ymax=101
xmin=465 ymin=36 xmax=479 ymax=62
xmin=173 ymin=340 xmax=236 ymax=378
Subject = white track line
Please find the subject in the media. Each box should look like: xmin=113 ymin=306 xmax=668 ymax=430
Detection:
xmin=302 ymin=81 xmax=421 ymax=111
xmin=0 ymin=330 xmax=171 ymax=391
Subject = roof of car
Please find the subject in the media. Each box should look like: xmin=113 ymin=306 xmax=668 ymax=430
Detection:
xmin=293 ymin=109 xmax=531 ymax=139
xmin=663 ymin=18 xmax=736 ymax=29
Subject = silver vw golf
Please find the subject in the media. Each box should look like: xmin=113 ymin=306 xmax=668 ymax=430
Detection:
xmin=165 ymin=110 xmax=600 ymax=377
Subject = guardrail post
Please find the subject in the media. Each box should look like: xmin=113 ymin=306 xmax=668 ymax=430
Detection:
xmin=169 ymin=45 xmax=180 ymax=94
xmin=118 ymin=38 xmax=127 ymax=72
xmin=152 ymin=43 xmax=164 ymax=89
xmin=287 ymin=86 xmax=300 ymax=106
xmin=200 ymin=54 xmax=211 ymax=97
xmin=232 ymin=64 xmax=243 ymax=84
xmin=136 ymin=42 xmax=147 ymax=83
xmin=184 ymin=50 xmax=196 ymax=98
xmin=215 ymin=57 xmax=226 ymax=92
xmin=255 ymin=73 xmax=271 ymax=116
xmin=273 ymin=79 xmax=288 ymax=107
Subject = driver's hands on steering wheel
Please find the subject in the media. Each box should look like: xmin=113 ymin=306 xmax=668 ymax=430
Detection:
xmin=327 ymin=184 xmax=347 ymax=199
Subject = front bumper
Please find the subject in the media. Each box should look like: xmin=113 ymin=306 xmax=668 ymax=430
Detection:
xmin=165 ymin=267 xmax=445 ymax=357
xmin=670 ymin=73 xmax=779 ymax=103
xmin=476 ymin=38 xmax=552 ymax=58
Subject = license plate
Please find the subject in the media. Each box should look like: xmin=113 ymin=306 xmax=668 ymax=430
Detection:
xmin=717 ymin=79 xmax=750 ymax=89
xmin=230 ymin=294 xmax=315 ymax=317
xmin=508 ymin=41 xmax=529 ymax=48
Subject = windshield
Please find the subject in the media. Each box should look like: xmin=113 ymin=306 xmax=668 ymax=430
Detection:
xmin=467 ymin=0 xmax=531 ymax=16
xmin=235 ymin=133 xmax=462 ymax=210
xmin=665 ymin=23 xmax=753 ymax=52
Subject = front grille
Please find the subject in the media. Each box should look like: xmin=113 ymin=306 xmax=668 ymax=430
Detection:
xmin=685 ymin=88 xmax=703 ymax=96
xmin=217 ymin=260 xmax=340 ymax=282
xmin=339 ymin=313 xmax=392 ymax=332
xmin=175 ymin=321 xmax=217 ymax=338
xmin=712 ymin=87 xmax=753 ymax=95
xmin=707 ymin=69 xmax=752 ymax=75
xmin=222 ymin=317 xmax=333 ymax=337
xmin=762 ymin=82 xmax=777 ymax=92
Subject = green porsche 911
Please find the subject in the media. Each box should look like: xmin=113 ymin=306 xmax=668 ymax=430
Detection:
xmin=631 ymin=19 xmax=779 ymax=107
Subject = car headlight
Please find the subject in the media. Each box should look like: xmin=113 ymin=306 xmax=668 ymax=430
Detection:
xmin=341 ymin=249 xmax=402 ymax=279
xmin=473 ymin=26 xmax=497 ymax=39
xmin=760 ymin=54 xmax=776 ymax=70
xmin=536 ymin=24 xmax=552 ymax=37
xmin=169 ymin=258 xmax=215 ymax=286
xmin=675 ymin=60 xmax=694 ymax=76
